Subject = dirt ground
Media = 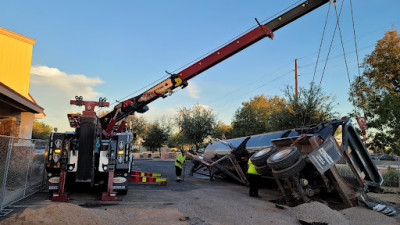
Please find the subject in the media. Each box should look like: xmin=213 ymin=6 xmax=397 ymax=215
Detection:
xmin=1 ymin=160 xmax=399 ymax=225
xmin=1 ymin=203 xmax=188 ymax=225
xmin=2 ymin=197 xmax=399 ymax=225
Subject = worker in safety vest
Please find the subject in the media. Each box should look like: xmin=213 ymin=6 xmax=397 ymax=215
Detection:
xmin=175 ymin=150 xmax=186 ymax=182
xmin=247 ymin=158 xmax=261 ymax=197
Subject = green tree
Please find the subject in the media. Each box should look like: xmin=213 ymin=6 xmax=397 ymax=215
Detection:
xmin=125 ymin=115 xmax=148 ymax=144
xmin=349 ymin=30 xmax=400 ymax=154
xmin=268 ymin=85 xmax=337 ymax=130
xmin=142 ymin=122 xmax=170 ymax=153
xmin=213 ymin=121 xmax=233 ymax=140
xmin=178 ymin=105 xmax=216 ymax=150
xmin=167 ymin=132 xmax=190 ymax=149
xmin=32 ymin=120 xmax=52 ymax=140
xmin=231 ymin=95 xmax=285 ymax=137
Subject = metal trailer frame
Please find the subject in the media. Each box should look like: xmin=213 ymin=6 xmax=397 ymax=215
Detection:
xmin=190 ymin=117 xmax=383 ymax=208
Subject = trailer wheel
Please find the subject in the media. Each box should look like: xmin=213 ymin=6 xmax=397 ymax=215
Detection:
xmin=271 ymin=156 xmax=305 ymax=179
xmin=255 ymin=164 xmax=270 ymax=175
xmin=250 ymin=146 xmax=278 ymax=166
xmin=267 ymin=147 xmax=300 ymax=170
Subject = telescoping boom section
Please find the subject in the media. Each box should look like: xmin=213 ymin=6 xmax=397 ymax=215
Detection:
xmin=100 ymin=0 xmax=330 ymax=133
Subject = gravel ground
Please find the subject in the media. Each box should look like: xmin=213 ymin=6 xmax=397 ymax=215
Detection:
xmin=1 ymin=159 xmax=399 ymax=225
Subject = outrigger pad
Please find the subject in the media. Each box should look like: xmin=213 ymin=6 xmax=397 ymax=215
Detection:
xmin=101 ymin=192 xmax=117 ymax=201
xmin=51 ymin=193 xmax=68 ymax=202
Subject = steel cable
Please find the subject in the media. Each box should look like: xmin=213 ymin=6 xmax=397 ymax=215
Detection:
xmin=349 ymin=0 xmax=361 ymax=78
xmin=319 ymin=0 xmax=345 ymax=86
xmin=334 ymin=4 xmax=352 ymax=85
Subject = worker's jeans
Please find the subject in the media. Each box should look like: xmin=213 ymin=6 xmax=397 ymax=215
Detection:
xmin=248 ymin=174 xmax=261 ymax=197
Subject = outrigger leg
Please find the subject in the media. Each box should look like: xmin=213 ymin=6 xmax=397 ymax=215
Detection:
xmin=51 ymin=171 xmax=68 ymax=202
xmin=102 ymin=171 xmax=117 ymax=201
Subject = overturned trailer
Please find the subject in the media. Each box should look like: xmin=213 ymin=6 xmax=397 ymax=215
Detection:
xmin=190 ymin=117 xmax=383 ymax=207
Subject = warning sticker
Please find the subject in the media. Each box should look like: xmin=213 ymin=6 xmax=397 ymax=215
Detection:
xmin=309 ymin=136 xmax=341 ymax=174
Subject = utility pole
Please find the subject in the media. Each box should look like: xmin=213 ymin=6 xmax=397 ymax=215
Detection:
xmin=295 ymin=58 xmax=298 ymax=98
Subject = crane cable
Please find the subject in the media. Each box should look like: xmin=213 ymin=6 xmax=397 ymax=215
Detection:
xmin=319 ymin=0 xmax=345 ymax=86
xmin=299 ymin=0 xmax=334 ymax=133
xmin=349 ymin=0 xmax=361 ymax=78
xmin=348 ymin=0 xmax=364 ymax=119
xmin=334 ymin=1 xmax=352 ymax=85
xmin=311 ymin=2 xmax=332 ymax=85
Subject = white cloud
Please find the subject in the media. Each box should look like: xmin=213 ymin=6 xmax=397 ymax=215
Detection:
xmin=30 ymin=65 xmax=103 ymax=132
xmin=185 ymin=81 xmax=200 ymax=99
xmin=143 ymin=106 xmax=177 ymax=123
xmin=30 ymin=66 xmax=103 ymax=99
xmin=194 ymin=104 xmax=212 ymax=111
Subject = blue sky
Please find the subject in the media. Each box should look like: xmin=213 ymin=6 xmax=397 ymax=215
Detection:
xmin=1 ymin=0 xmax=399 ymax=131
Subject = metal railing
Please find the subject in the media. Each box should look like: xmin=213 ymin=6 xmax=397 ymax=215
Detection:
xmin=0 ymin=135 xmax=48 ymax=216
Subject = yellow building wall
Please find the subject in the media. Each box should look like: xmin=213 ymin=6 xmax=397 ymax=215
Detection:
xmin=0 ymin=27 xmax=35 ymax=99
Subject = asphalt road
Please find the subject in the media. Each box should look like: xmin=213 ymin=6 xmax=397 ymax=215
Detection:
xmin=1 ymin=159 xmax=399 ymax=225
xmin=373 ymin=160 xmax=400 ymax=169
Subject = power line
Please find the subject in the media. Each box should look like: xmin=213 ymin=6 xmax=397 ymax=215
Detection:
xmin=211 ymin=73 xmax=293 ymax=113
xmin=205 ymin=60 xmax=294 ymax=106
xmin=209 ymin=70 xmax=293 ymax=111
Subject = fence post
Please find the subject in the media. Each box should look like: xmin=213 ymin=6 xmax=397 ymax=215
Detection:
xmin=0 ymin=137 xmax=13 ymax=210
xmin=42 ymin=141 xmax=48 ymax=188
xmin=23 ymin=149 xmax=32 ymax=198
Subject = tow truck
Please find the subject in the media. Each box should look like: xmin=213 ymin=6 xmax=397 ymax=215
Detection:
xmin=45 ymin=0 xmax=354 ymax=201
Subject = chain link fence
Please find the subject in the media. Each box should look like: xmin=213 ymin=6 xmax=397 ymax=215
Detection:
xmin=0 ymin=135 xmax=48 ymax=216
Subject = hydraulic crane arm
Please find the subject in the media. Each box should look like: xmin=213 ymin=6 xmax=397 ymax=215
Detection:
xmin=100 ymin=0 xmax=330 ymax=133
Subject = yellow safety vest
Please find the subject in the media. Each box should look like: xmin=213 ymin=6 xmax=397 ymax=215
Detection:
xmin=247 ymin=159 xmax=260 ymax=175
xmin=175 ymin=154 xmax=186 ymax=169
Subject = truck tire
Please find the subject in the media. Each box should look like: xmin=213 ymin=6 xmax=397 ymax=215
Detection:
xmin=267 ymin=147 xmax=300 ymax=170
xmin=271 ymin=156 xmax=305 ymax=179
xmin=250 ymin=146 xmax=278 ymax=166
xmin=117 ymin=190 xmax=128 ymax=195
xmin=255 ymin=164 xmax=270 ymax=175
xmin=76 ymin=122 xmax=96 ymax=182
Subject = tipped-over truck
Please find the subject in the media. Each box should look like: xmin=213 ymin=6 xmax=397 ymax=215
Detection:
xmin=190 ymin=117 xmax=383 ymax=208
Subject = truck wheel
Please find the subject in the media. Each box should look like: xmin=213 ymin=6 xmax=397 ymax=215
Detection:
xmin=250 ymin=146 xmax=278 ymax=166
xmin=255 ymin=164 xmax=270 ymax=175
xmin=267 ymin=147 xmax=300 ymax=170
xmin=48 ymin=191 xmax=56 ymax=200
xmin=77 ymin=122 xmax=96 ymax=181
xmin=117 ymin=190 xmax=128 ymax=195
xmin=271 ymin=156 xmax=305 ymax=179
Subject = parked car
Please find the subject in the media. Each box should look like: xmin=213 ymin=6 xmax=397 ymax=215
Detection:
xmin=393 ymin=155 xmax=399 ymax=161
xmin=370 ymin=153 xmax=378 ymax=160
xmin=378 ymin=154 xmax=392 ymax=161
